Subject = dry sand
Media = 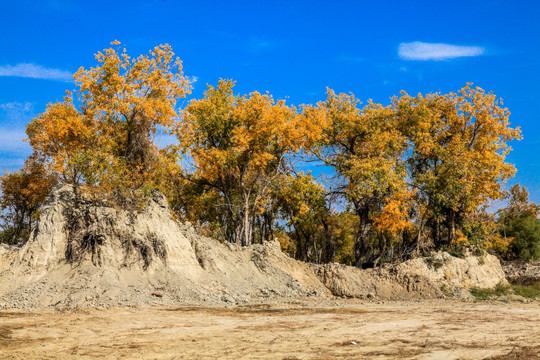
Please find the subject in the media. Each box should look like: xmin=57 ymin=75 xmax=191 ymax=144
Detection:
xmin=1 ymin=300 xmax=539 ymax=360
xmin=0 ymin=186 xmax=509 ymax=310
xmin=1 ymin=186 xmax=536 ymax=359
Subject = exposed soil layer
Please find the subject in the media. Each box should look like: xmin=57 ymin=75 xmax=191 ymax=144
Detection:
xmin=502 ymin=261 xmax=540 ymax=285
xmin=0 ymin=301 xmax=539 ymax=359
xmin=0 ymin=185 xmax=509 ymax=310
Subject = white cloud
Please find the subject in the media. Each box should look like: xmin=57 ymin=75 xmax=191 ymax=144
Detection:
xmin=0 ymin=102 xmax=35 ymax=127
xmin=0 ymin=104 xmax=34 ymax=172
xmin=0 ymin=63 xmax=73 ymax=82
xmin=0 ymin=101 xmax=33 ymax=113
xmin=398 ymin=42 xmax=484 ymax=61
xmin=0 ymin=128 xmax=30 ymax=152
xmin=0 ymin=156 xmax=28 ymax=172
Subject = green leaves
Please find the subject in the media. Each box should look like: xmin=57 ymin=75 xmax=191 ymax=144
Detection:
xmin=2 ymin=41 xmax=529 ymax=264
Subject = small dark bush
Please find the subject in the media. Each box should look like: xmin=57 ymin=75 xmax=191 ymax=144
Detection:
xmin=425 ymin=257 xmax=444 ymax=270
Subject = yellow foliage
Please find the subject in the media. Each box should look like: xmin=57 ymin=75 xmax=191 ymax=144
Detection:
xmin=0 ymin=158 xmax=57 ymax=244
xmin=453 ymin=230 xmax=469 ymax=246
xmin=374 ymin=190 xmax=414 ymax=235
xmin=25 ymin=42 xmax=191 ymax=205
xmin=397 ymin=84 xmax=521 ymax=214
xmin=177 ymin=79 xmax=307 ymax=245
xmin=483 ymin=234 xmax=514 ymax=254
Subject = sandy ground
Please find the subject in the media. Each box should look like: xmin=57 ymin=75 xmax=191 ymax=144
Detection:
xmin=0 ymin=300 xmax=539 ymax=360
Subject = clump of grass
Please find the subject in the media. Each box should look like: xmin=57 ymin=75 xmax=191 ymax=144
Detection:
xmin=511 ymin=281 xmax=540 ymax=299
xmin=445 ymin=246 xmax=465 ymax=258
xmin=440 ymin=284 xmax=453 ymax=297
xmin=473 ymin=247 xmax=484 ymax=257
xmin=470 ymin=281 xmax=540 ymax=301
xmin=470 ymin=281 xmax=511 ymax=300
xmin=425 ymin=257 xmax=444 ymax=270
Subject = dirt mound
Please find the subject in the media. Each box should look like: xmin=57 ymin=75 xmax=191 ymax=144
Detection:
xmin=0 ymin=185 xmax=508 ymax=310
xmin=312 ymin=251 xmax=506 ymax=300
xmin=0 ymin=185 xmax=327 ymax=309
xmin=312 ymin=263 xmax=434 ymax=300
xmin=502 ymin=261 xmax=540 ymax=285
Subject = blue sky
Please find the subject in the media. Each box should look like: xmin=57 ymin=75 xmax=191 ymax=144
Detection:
xmin=1 ymin=0 xmax=539 ymax=204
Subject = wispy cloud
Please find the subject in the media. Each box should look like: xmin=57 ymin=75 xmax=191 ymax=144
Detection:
xmin=0 ymin=63 xmax=73 ymax=82
xmin=0 ymin=103 xmax=33 ymax=170
xmin=0 ymin=101 xmax=33 ymax=113
xmin=0 ymin=101 xmax=35 ymax=126
xmin=0 ymin=102 xmax=34 ymax=170
xmin=0 ymin=128 xmax=30 ymax=152
xmin=398 ymin=42 xmax=484 ymax=61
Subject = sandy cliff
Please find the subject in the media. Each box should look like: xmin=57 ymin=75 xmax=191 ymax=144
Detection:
xmin=0 ymin=185 xmax=507 ymax=310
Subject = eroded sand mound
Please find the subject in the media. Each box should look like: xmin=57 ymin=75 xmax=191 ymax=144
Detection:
xmin=0 ymin=185 xmax=507 ymax=310
xmin=502 ymin=261 xmax=540 ymax=285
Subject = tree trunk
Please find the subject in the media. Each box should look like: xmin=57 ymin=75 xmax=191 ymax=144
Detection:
xmin=435 ymin=219 xmax=441 ymax=247
xmin=354 ymin=203 xmax=371 ymax=268
xmin=240 ymin=195 xmax=252 ymax=246
xmin=448 ymin=210 xmax=456 ymax=246
xmin=416 ymin=215 xmax=425 ymax=256
xmin=322 ymin=219 xmax=335 ymax=263
xmin=372 ymin=233 xmax=387 ymax=268
xmin=294 ymin=229 xmax=304 ymax=261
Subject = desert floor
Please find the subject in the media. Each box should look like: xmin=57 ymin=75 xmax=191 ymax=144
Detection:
xmin=1 ymin=300 xmax=539 ymax=360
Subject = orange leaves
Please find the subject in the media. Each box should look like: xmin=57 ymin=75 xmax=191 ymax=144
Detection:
xmin=0 ymin=159 xmax=56 ymax=212
xmin=26 ymin=96 xmax=95 ymax=183
xmin=398 ymin=84 xmax=521 ymax=212
xmin=75 ymin=42 xmax=191 ymax=191
xmin=317 ymin=90 xmax=408 ymax=198
xmin=181 ymin=79 xmax=302 ymax=183
xmin=308 ymin=83 xmax=522 ymax=253
xmin=395 ymin=84 xmax=522 ymax=246
xmin=74 ymin=42 xmax=191 ymax=137
xmin=0 ymin=158 xmax=57 ymax=244
xmin=275 ymin=173 xmax=327 ymax=224
xmin=177 ymin=79 xmax=309 ymax=245
xmin=10 ymin=38 xmax=525 ymax=258
xmin=27 ymin=99 xmax=90 ymax=155
xmin=22 ymin=42 xmax=192 ymax=204
xmin=373 ymin=190 xmax=414 ymax=236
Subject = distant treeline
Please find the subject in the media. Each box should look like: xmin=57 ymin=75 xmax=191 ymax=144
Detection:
xmin=1 ymin=42 xmax=539 ymax=266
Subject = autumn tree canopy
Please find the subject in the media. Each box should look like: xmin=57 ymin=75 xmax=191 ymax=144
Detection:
xmin=1 ymin=42 xmax=532 ymax=264
xmin=396 ymin=84 xmax=521 ymax=248
xmin=497 ymin=184 xmax=540 ymax=260
xmin=175 ymin=79 xmax=307 ymax=246
xmin=26 ymin=94 xmax=94 ymax=186
xmin=0 ymin=158 xmax=56 ymax=244
xmin=25 ymin=41 xmax=191 ymax=202
xmin=304 ymin=90 xmax=411 ymax=267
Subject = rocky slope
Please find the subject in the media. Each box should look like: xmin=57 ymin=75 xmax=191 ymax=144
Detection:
xmin=502 ymin=261 xmax=540 ymax=285
xmin=0 ymin=185 xmax=507 ymax=310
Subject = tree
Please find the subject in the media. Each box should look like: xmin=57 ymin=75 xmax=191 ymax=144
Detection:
xmin=498 ymin=184 xmax=540 ymax=260
xmin=0 ymin=158 xmax=57 ymax=244
xmin=75 ymin=40 xmax=191 ymax=196
xmin=176 ymin=79 xmax=305 ymax=246
xmin=396 ymin=84 xmax=521 ymax=248
xmin=274 ymin=172 xmax=331 ymax=263
xmin=306 ymin=90 xmax=411 ymax=267
xmin=26 ymin=94 xmax=95 ymax=187
xmin=166 ymin=170 xmax=230 ymax=239
xmin=26 ymin=41 xmax=191 ymax=204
